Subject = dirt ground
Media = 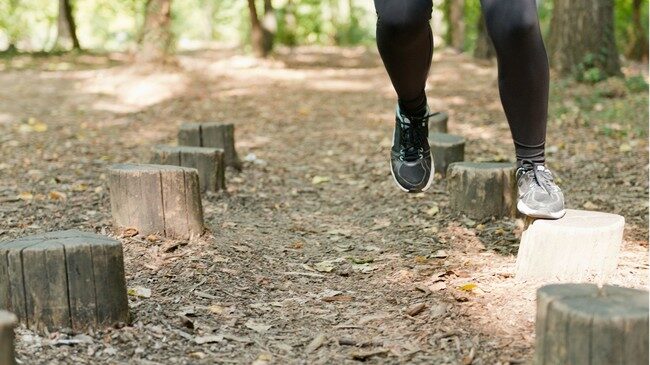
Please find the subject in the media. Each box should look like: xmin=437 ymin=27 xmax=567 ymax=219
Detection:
xmin=0 ymin=46 xmax=648 ymax=364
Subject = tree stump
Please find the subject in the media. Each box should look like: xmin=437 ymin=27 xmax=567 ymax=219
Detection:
xmin=446 ymin=162 xmax=517 ymax=219
xmin=535 ymin=284 xmax=648 ymax=365
xmin=429 ymin=133 xmax=465 ymax=177
xmin=516 ymin=209 xmax=625 ymax=282
xmin=151 ymin=145 xmax=226 ymax=192
xmin=178 ymin=122 xmax=241 ymax=169
xmin=0 ymin=230 xmax=129 ymax=333
xmin=108 ymin=164 xmax=204 ymax=239
xmin=0 ymin=311 xmax=16 ymax=365
xmin=429 ymin=112 xmax=448 ymax=133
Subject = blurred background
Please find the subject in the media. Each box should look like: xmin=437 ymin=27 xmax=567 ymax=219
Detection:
xmin=0 ymin=0 xmax=647 ymax=80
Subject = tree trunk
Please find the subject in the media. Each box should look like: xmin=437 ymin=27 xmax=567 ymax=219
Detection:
xmin=444 ymin=0 xmax=465 ymax=51
xmin=548 ymin=0 xmax=621 ymax=77
xmin=625 ymin=0 xmax=649 ymax=61
xmin=474 ymin=12 xmax=495 ymax=59
xmin=138 ymin=0 xmax=173 ymax=63
xmin=247 ymin=0 xmax=274 ymax=57
xmin=54 ymin=0 xmax=80 ymax=50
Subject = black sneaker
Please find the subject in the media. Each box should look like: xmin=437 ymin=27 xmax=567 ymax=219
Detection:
xmin=390 ymin=105 xmax=434 ymax=192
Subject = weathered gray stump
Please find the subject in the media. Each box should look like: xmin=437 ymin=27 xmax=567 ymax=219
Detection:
xmin=178 ymin=123 xmax=241 ymax=169
xmin=429 ymin=112 xmax=448 ymax=133
xmin=429 ymin=133 xmax=465 ymax=177
xmin=151 ymin=145 xmax=226 ymax=192
xmin=0 ymin=231 xmax=128 ymax=333
xmin=447 ymin=162 xmax=517 ymax=219
xmin=109 ymin=164 xmax=204 ymax=239
xmin=535 ymin=284 xmax=649 ymax=365
xmin=0 ymin=311 xmax=16 ymax=365
xmin=516 ymin=210 xmax=625 ymax=282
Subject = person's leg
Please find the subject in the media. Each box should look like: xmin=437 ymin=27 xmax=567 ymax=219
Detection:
xmin=375 ymin=0 xmax=433 ymax=116
xmin=481 ymin=0 xmax=565 ymax=219
xmin=375 ymin=0 xmax=436 ymax=193
xmin=480 ymin=0 xmax=548 ymax=165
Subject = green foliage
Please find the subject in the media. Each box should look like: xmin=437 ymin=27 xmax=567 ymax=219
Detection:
xmin=615 ymin=0 xmax=649 ymax=55
xmin=625 ymin=75 xmax=649 ymax=93
xmin=574 ymin=53 xmax=608 ymax=84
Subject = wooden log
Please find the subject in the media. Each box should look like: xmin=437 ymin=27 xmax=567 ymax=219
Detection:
xmin=446 ymin=162 xmax=517 ymax=219
xmin=109 ymin=164 xmax=204 ymax=239
xmin=535 ymin=283 xmax=649 ymax=365
xmin=429 ymin=133 xmax=465 ymax=177
xmin=429 ymin=112 xmax=448 ymax=133
xmin=516 ymin=209 xmax=624 ymax=282
xmin=0 ymin=231 xmax=128 ymax=334
xmin=0 ymin=311 xmax=16 ymax=365
xmin=177 ymin=122 xmax=241 ymax=169
xmin=151 ymin=145 xmax=226 ymax=192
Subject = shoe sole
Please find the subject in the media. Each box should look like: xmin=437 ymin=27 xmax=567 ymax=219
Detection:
xmin=517 ymin=200 xmax=566 ymax=220
xmin=389 ymin=149 xmax=435 ymax=193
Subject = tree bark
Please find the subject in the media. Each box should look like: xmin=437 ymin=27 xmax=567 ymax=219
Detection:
xmin=548 ymin=0 xmax=621 ymax=77
xmin=473 ymin=12 xmax=495 ymax=59
xmin=138 ymin=0 xmax=173 ymax=63
xmin=444 ymin=0 xmax=465 ymax=51
xmin=54 ymin=0 xmax=80 ymax=50
xmin=248 ymin=0 xmax=274 ymax=58
xmin=625 ymin=0 xmax=649 ymax=61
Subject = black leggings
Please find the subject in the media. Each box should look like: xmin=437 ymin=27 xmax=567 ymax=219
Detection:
xmin=375 ymin=0 xmax=548 ymax=163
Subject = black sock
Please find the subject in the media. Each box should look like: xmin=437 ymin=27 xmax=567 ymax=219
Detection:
xmin=399 ymin=92 xmax=428 ymax=117
xmin=515 ymin=140 xmax=545 ymax=167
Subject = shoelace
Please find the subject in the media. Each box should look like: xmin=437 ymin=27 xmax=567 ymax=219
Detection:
xmin=398 ymin=112 xmax=435 ymax=161
xmin=520 ymin=160 xmax=555 ymax=194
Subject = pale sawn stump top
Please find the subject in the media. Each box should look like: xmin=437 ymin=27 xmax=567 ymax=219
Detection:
xmin=110 ymin=163 xmax=198 ymax=173
xmin=528 ymin=209 xmax=624 ymax=229
xmin=448 ymin=162 xmax=514 ymax=170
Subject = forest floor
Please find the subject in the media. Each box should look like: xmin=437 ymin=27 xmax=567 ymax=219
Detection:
xmin=0 ymin=45 xmax=648 ymax=365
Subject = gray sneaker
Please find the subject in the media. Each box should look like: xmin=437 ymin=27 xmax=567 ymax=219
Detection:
xmin=516 ymin=163 xmax=566 ymax=219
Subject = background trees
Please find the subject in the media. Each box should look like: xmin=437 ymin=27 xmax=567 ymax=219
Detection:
xmin=0 ymin=0 xmax=646 ymax=81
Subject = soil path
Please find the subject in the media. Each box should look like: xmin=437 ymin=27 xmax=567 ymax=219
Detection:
xmin=0 ymin=46 xmax=647 ymax=364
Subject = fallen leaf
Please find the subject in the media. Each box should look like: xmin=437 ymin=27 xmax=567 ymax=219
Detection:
xmin=351 ymin=263 xmax=375 ymax=273
xmin=583 ymin=201 xmax=599 ymax=210
xmin=245 ymin=320 xmax=272 ymax=334
xmin=425 ymin=205 xmax=439 ymax=216
xmin=128 ymin=286 xmax=151 ymax=298
xmin=19 ymin=117 xmax=48 ymax=133
xmin=305 ymin=333 xmax=327 ymax=354
xmin=208 ymin=305 xmax=224 ymax=314
xmin=311 ymin=176 xmax=330 ymax=185
xmin=406 ymin=302 xmax=426 ymax=316
xmin=122 ymin=228 xmax=138 ymax=238
xmin=195 ymin=335 xmax=223 ymax=344
xmin=433 ymin=250 xmax=448 ymax=258
xmin=322 ymin=295 xmax=353 ymax=302
xmin=48 ymin=191 xmax=67 ymax=201
xmin=458 ymin=283 xmax=478 ymax=292
xmin=18 ymin=192 xmax=34 ymax=201
xmin=428 ymin=281 xmax=447 ymax=291
xmin=314 ymin=260 xmax=335 ymax=273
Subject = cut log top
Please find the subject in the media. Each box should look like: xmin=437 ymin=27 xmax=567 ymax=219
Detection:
xmin=429 ymin=132 xmax=465 ymax=146
xmin=0 ymin=310 xmax=16 ymax=328
xmin=0 ymin=230 xmax=128 ymax=333
xmin=153 ymin=145 xmax=222 ymax=155
xmin=535 ymin=283 xmax=649 ymax=365
xmin=110 ymin=163 xmax=197 ymax=174
xmin=528 ymin=209 xmax=624 ymax=230
xmin=450 ymin=162 xmax=514 ymax=170
xmin=539 ymin=283 xmax=648 ymax=318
